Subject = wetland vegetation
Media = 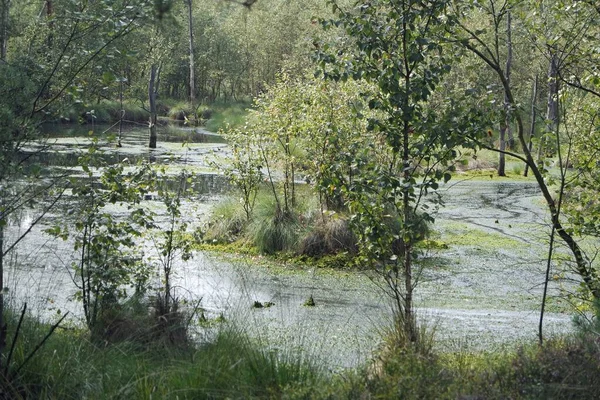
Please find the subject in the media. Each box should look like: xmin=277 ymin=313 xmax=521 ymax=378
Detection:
xmin=1 ymin=0 xmax=600 ymax=398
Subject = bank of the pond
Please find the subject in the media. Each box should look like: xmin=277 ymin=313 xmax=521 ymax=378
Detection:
xmin=5 ymin=306 xmax=599 ymax=399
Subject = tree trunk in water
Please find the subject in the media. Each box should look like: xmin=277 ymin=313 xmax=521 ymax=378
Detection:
xmin=117 ymin=79 xmax=124 ymax=147
xmin=148 ymin=64 xmax=159 ymax=149
xmin=498 ymin=125 xmax=506 ymax=176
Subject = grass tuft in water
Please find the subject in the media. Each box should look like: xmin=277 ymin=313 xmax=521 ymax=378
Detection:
xmin=246 ymin=196 xmax=300 ymax=254
xmin=203 ymin=196 xmax=248 ymax=244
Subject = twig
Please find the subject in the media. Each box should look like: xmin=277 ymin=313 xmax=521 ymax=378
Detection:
xmin=4 ymin=303 xmax=27 ymax=376
xmin=12 ymin=312 xmax=69 ymax=378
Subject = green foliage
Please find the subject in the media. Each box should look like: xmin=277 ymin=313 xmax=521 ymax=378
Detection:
xmin=0 ymin=61 xmax=41 ymax=226
xmin=212 ymin=73 xmax=372 ymax=257
xmin=47 ymin=140 xmax=155 ymax=335
xmin=147 ymin=169 xmax=196 ymax=337
xmin=563 ymin=94 xmax=600 ymax=240
xmin=316 ymin=0 xmax=483 ymax=341
xmin=214 ymin=125 xmax=263 ymax=220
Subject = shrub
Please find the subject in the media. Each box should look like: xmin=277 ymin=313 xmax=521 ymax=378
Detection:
xmin=511 ymin=338 xmax=600 ymax=399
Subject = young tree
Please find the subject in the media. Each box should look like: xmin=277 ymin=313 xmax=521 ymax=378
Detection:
xmin=47 ymin=143 xmax=155 ymax=336
xmin=317 ymin=0 xmax=481 ymax=344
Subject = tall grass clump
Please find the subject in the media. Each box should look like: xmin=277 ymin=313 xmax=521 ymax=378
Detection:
xmin=180 ymin=327 xmax=322 ymax=398
xmin=247 ymin=195 xmax=300 ymax=254
xmin=298 ymin=216 xmax=357 ymax=257
xmin=203 ymin=197 xmax=248 ymax=244
xmin=61 ymin=100 xmax=147 ymax=124
xmin=166 ymin=101 xmax=195 ymax=121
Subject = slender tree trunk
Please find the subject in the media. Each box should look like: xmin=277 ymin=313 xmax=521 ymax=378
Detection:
xmin=186 ymin=0 xmax=195 ymax=112
xmin=45 ymin=0 xmax=53 ymax=49
xmin=0 ymin=223 xmax=5 ymax=373
xmin=498 ymin=126 xmax=506 ymax=176
xmin=403 ymin=118 xmax=415 ymax=342
xmin=546 ymin=52 xmax=559 ymax=150
xmin=0 ymin=0 xmax=9 ymax=61
xmin=498 ymin=11 xmax=512 ymax=176
xmin=505 ymin=13 xmax=514 ymax=150
xmin=538 ymin=52 xmax=559 ymax=161
xmin=148 ymin=64 xmax=159 ymax=149
xmin=400 ymin=1 xmax=416 ymax=343
xmin=117 ymin=79 xmax=124 ymax=147
xmin=524 ymin=76 xmax=538 ymax=177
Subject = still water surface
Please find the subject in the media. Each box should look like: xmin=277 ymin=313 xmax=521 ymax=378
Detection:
xmin=5 ymin=124 xmax=574 ymax=368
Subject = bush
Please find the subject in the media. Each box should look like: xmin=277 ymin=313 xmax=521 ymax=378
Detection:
xmin=511 ymin=338 xmax=600 ymax=399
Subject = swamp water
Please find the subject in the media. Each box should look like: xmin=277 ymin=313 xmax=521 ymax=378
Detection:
xmin=5 ymin=124 xmax=574 ymax=368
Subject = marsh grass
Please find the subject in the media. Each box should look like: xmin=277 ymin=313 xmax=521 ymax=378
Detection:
xmin=298 ymin=216 xmax=357 ymax=257
xmin=166 ymin=101 xmax=196 ymax=121
xmin=204 ymin=102 xmax=249 ymax=132
xmin=5 ymin=301 xmax=600 ymax=399
xmin=4 ymin=309 xmax=324 ymax=399
xmin=247 ymin=197 xmax=300 ymax=254
xmin=203 ymin=196 xmax=248 ymax=244
xmin=58 ymin=100 xmax=148 ymax=124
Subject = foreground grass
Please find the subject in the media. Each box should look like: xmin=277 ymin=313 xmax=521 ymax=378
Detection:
xmin=4 ymin=313 xmax=324 ymax=399
xmin=5 ymin=308 xmax=600 ymax=399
